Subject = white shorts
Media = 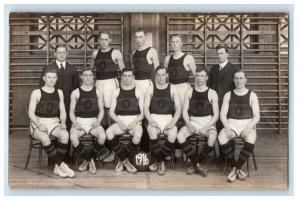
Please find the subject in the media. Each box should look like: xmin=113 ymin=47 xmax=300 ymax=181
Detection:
xmin=172 ymin=83 xmax=191 ymax=106
xmin=75 ymin=117 xmax=98 ymax=134
xmin=117 ymin=115 xmax=141 ymax=127
xmin=135 ymin=79 xmax=153 ymax=94
xmin=30 ymin=117 xmax=61 ymax=135
xmin=228 ymin=118 xmax=254 ymax=137
xmin=190 ymin=115 xmax=216 ymax=136
xmin=96 ymin=78 xmax=119 ymax=108
xmin=150 ymin=114 xmax=173 ymax=133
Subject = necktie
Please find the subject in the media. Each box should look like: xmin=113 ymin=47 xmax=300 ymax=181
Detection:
xmin=60 ymin=63 xmax=65 ymax=74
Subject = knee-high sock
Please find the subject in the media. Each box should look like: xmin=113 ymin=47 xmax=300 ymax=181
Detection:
xmin=57 ymin=142 xmax=69 ymax=163
xmin=150 ymin=139 xmax=163 ymax=162
xmin=107 ymin=137 xmax=127 ymax=161
xmin=220 ymin=141 xmax=236 ymax=167
xmin=236 ymin=142 xmax=254 ymax=169
xmin=126 ymin=140 xmax=138 ymax=158
xmin=43 ymin=142 xmax=62 ymax=165
xmin=197 ymin=144 xmax=214 ymax=164
xmin=93 ymin=142 xmax=105 ymax=155
xmin=73 ymin=142 xmax=90 ymax=160
xmin=180 ymin=141 xmax=197 ymax=165
xmin=161 ymin=140 xmax=175 ymax=158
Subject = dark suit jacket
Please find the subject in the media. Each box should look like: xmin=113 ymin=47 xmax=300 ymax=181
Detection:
xmin=39 ymin=61 xmax=80 ymax=108
xmin=207 ymin=61 xmax=240 ymax=106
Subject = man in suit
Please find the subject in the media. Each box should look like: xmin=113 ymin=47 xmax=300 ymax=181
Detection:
xmin=207 ymin=45 xmax=240 ymax=162
xmin=39 ymin=45 xmax=80 ymax=163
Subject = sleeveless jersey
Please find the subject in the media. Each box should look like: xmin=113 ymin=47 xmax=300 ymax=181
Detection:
xmin=95 ymin=48 xmax=118 ymax=80
xmin=133 ymin=47 xmax=153 ymax=80
xmin=188 ymin=88 xmax=213 ymax=117
xmin=150 ymin=84 xmax=174 ymax=115
xmin=116 ymin=87 xmax=140 ymax=115
xmin=75 ymin=87 xmax=99 ymax=118
xmin=167 ymin=54 xmax=190 ymax=84
xmin=228 ymin=90 xmax=253 ymax=119
xmin=35 ymin=88 xmax=60 ymax=118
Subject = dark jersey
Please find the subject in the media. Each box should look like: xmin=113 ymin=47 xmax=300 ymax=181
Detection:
xmin=133 ymin=47 xmax=153 ymax=80
xmin=167 ymin=54 xmax=190 ymax=84
xmin=116 ymin=87 xmax=140 ymax=115
xmin=95 ymin=48 xmax=118 ymax=80
xmin=75 ymin=87 xmax=99 ymax=118
xmin=150 ymin=84 xmax=174 ymax=115
xmin=35 ymin=89 xmax=60 ymax=118
xmin=228 ymin=90 xmax=253 ymax=119
xmin=188 ymin=88 xmax=213 ymax=117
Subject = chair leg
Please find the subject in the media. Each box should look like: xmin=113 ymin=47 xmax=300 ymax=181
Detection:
xmin=95 ymin=151 xmax=102 ymax=169
xmin=252 ymin=151 xmax=258 ymax=170
xmin=74 ymin=152 xmax=79 ymax=171
xmin=38 ymin=143 xmax=42 ymax=175
xmin=247 ymin=158 xmax=250 ymax=177
xmin=222 ymin=157 xmax=228 ymax=174
xmin=170 ymin=150 xmax=175 ymax=169
xmin=25 ymin=138 xmax=33 ymax=170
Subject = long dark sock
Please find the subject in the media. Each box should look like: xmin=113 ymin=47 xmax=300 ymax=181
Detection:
xmin=197 ymin=144 xmax=214 ymax=164
xmin=180 ymin=141 xmax=197 ymax=165
xmin=43 ymin=142 xmax=61 ymax=165
xmin=57 ymin=142 xmax=69 ymax=163
xmin=93 ymin=142 xmax=105 ymax=155
xmin=73 ymin=142 xmax=90 ymax=160
xmin=150 ymin=139 xmax=163 ymax=162
xmin=108 ymin=137 xmax=126 ymax=161
xmin=126 ymin=140 xmax=138 ymax=158
xmin=236 ymin=142 xmax=254 ymax=169
xmin=220 ymin=141 xmax=236 ymax=167
xmin=161 ymin=140 xmax=175 ymax=158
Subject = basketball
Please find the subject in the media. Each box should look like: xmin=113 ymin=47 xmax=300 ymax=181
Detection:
xmin=132 ymin=151 xmax=150 ymax=172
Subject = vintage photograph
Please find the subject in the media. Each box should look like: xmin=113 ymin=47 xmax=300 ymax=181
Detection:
xmin=8 ymin=11 xmax=288 ymax=189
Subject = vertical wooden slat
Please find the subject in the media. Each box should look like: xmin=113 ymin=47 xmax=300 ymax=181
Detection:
xmin=84 ymin=16 xmax=87 ymax=68
xmin=204 ymin=15 xmax=207 ymax=69
xmin=46 ymin=16 xmax=50 ymax=65
xmin=240 ymin=15 xmax=244 ymax=69
xmin=277 ymin=16 xmax=282 ymax=134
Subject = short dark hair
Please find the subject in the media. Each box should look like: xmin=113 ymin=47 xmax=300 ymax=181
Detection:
xmin=82 ymin=67 xmax=93 ymax=74
xmin=171 ymin=34 xmax=182 ymax=41
xmin=155 ymin=66 xmax=167 ymax=73
xmin=121 ymin=67 xmax=134 ymax=75
xmin=55 ymin=45 xmax=67 ymax=52
xmin=43 ymin=68 xmax=58 ymax=76
xmin=216 ymin=45 xmax=228 ymax=53
xmin=99 ymin=31 xmax=111 ymax=38
xmin=234 ymin=69 xmax=246 ymax=77
xmin=195 ymin=66 xmax=208 ymax=75
xmin=135 ymin=28 xmax=146 ymax=34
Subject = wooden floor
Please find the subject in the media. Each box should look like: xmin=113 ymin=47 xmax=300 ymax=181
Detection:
xmin=8 ymin=130 xmax=288 ymax=189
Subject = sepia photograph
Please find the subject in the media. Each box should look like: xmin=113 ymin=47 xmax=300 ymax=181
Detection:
xmin=7 ymin=8 xmax=289 ymax=191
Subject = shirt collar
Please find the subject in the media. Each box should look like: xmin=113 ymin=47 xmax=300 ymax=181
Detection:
xmin=56 ymin=60 xmax=66 ymax=68
xmin=219 ymin=60 xmax=228 ymax=69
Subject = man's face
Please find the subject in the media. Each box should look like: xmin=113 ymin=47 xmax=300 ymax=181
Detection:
xmin=195 ymin=71 xmax=208 ymax=86
xmin=135 ymin=31 xmax=146 ymax=47
xmin=43 ymin=72 xmax=58 ymax=87
xmin=217 ymin=48 xmax=228 ymax=63
xmin=233 ymin=72 xmax=247 ymax=89
xmin=81 ymin=70 xmax=94 ymax=85
xmin=99 ymin=33 xmax=111 ymax=49
xmin=122 ymin=71 xmax=134 ymax=86
xmin=54 ymin=47 xmax=68 ymax=62
xmin=156 ymin=69 xmax=167 ymax=85
xmin=170 ymin=36 xmax=182 ymax=51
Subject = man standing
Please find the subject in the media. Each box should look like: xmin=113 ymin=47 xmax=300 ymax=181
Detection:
xmin=144 ymin=66 xmax=181 ymax=176
xmin=207 ymin=45 xmax=240 ymax=161
xmin=106 ymin=68 xmax=144 ymax=173
xmin=90 ymin=32 xmax=125 ymax=162
xmin=29 ymin=68 xmax=75 ymax=178
xmin=177 ymin=66 xmax=219 ymax=177
xmin=69 ymin=68 xmax=106 ymax=174
xmin=218 ymin=70 xmax=260 ymax=182
xmin=132 ymin=28 xmax=160 ymax=94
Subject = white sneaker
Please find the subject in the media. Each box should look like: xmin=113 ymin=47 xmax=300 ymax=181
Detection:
xmin=78 ymin=159 xmax=89 ymax=171
xmin=54 ymin=164 xmax=67 ymax=178
xmin=60 ymin=162 xmax=75 ymax=178
xmin=115 ymin=160 xmax=124 ymax=172
xmin=103 ymin=151 xmax=115 ymax=162
xmin=89 ymin=159 xmax=97 ymax=174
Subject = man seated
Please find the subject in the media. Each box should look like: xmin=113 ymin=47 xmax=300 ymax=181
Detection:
xmin=106 ymin=67 xmax=144 ymax=173
xmin=28 ymin=68 xmax=75 ymax=178
xmin=218 ymin=70 xmax=260 ymax=182
xmin=144 ymin=66 xmax=181 ymax=175
xmin=69 ymin=67 xmax=106 ymax=174
xmin=177 ymin=66 xmax=219 ymax=177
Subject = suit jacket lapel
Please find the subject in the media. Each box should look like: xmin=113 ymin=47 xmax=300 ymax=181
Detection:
xmin=220 ymin=61 xmax=231 ymax=74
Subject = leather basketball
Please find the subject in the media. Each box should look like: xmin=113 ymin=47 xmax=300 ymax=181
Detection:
xmin=132 ymin=151 xmax=150 ymax=172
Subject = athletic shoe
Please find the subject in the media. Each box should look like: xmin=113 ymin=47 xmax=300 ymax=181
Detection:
xmin=124 ymin=158 xmax=137 ymax=174
xmin=149 ymin=162 xmax=159 ymax=172
xmin=89 ymin=158 xmax=97 ymax=174
xmin=99 ymin=149 xmax=111 ymax=161
xmin=78 ymin=160 xmax=89 ymax=171
xmin=115 ymin=160 xmax=124 ymax=172
xmin=186 ymin=165 xmax=196 ymax=175
xmin=237 ymin=169 xmax=247 ymax=180
xmin=103 ymin=151 xmax=115 ymax=162
xmin=157 ymin=161 xmax=166 ymax=176
xmin=195 ymin=163 xmax=208 ymax=177
xmin=60 ymin=162 xmax=75 ymax=178
xmin=227 ymin=167 xmax=237 ymax=182
xmin=54 ymin=164 xmax=67 ymax=178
